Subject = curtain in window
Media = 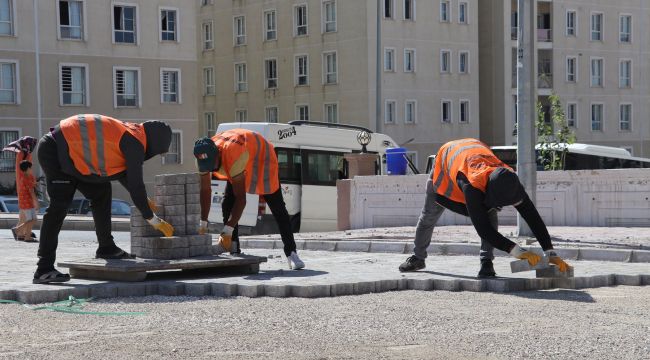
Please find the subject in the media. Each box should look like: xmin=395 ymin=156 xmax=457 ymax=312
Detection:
xmin=0 ymin=0 xmax=11 ymax=35
xmin=0 ymin=63 xmax=14 ymax=103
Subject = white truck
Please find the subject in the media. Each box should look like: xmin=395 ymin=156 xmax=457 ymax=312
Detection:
xmin=207 ymin=121 xmax=402 ymax=233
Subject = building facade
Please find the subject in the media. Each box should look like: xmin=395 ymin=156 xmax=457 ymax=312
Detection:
xmin=198 ymin=0 xmax=480 ymax=171
xmin=479 ymin=0 xmax=650 ymax=157
xmin=0 ymin=0 xmax=199 ymax=200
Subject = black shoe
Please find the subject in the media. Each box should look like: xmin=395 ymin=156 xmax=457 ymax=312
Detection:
xmin=33 ymin=269 xmax=71 ymax=284
xmin=399 ymin=255 xmax=426 ymax=272
xmin=478 ymin=260 xmax=496 ymax=278
xmin=96 ymin=247 xmax=136 ymax=259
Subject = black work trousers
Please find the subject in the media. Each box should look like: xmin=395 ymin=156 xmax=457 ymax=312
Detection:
xmin=36 ymin=135 xmax=116 ymax=273
xmin=222 ymin=182 xmax=296 ymax=256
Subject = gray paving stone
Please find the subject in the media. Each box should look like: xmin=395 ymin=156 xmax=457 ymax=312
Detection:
xmin=426 ymin=243 xmax=446 ymax=255
xmin=145 ymin=283 xmax=159 ymax=296
xmin=641 ymin=275 xmax=650 ymax=285
xmin=291 ymin=284 xmax=330 ymax=298
xmin=130 ymin=226 xmax=160 ymax=237
xmin=377 ymin=279 xmax=400 ymax=292
xmin=211 ymin=283 xmax=238 ymax=297
xmin=330 ymin=283 xmax=355 ymax=296
xmin=615 ymin=274 xmax=642 ymax=286
xmin=264 ymin=284 xmax=289 ymax=297
xmin=161 ymin=205 xmax=185 ymax=216
xmin=117 ymin=283 xmax=147 ymax=297
xmin=553 ymin=277 xmax=576 ymax=289
xmin=554 ymin=248 xmax=580 ymax=260
xmin=407 ymin=278 xmax=434 ymax=291
xmin=0 ymin=288 xmax=16 ymax=301
xmin=188 ymin=234 xmax=212 ymax=246
xmin=185 ymin=283 xmax=209 ymax=297
xmin=304 ymin=241 xmax=337 ymax=251
xmin=185 ymin=204 xmax=201 ymax=215
xmin=16 ymin=288 xmax=61 ymax=304
xmin=446 ymin=244 xmax=480 ymax=256
xmin=137 ymin=236 xmax=190 ymax=249
xmin=155 ymin=185 xmax=186 ymax=196
xmin=404 ymin=243 xmax=415 ymax=254
xmin=155 ymin=194 xmax=186 ymax=206
xmin=590 ymin=274 xmax=616 ymax=288
xmin=171 ymin=248 xmax=190 ymax=259
xmin=630 ymin=250 xmax=650 ymax=263
xmin=89 ymin=284 xmax=119 ymax=299
xmin=293 ymin=240 xmax=306 ymax=250
xmin=163 ymin=215 xmax=186 ymax=227
xmin=578 ymin=248 xmax=632 ymax=262
xmin=238 ymin=284 xmax=263 ymax=298
xmin=536 ymin=265 xmax=574 ymax=278
xmin=485 ymin=279 xmax=508 ymax=292
xmin=246 ymin=239 xmax=275 ymax=249
xmin=433 ymin=279 xmax=460 ymax=292
xmin=459 ymin=279 xmax=485 ymax=292
xmin=336 ymin=241 xmax=370 ymax=252
xmin=185 ymin=183 xmax=201 ymax=194
xmin=186 ymin=214 xmax=201 ymax=225
xmin=353 ymin=281 xmax=376 ymax=295
xmin=185 ymin=194 xmax=201 ymax=205
xmin=510 ymin=257 xmax=550 ymax=273
xmin=57 ymin=286 xmax=90 ymax=301
xmin=189 ymin=246 xmax=211 ymax=257
xmin=155 ymin=174 xmax=186 ymax=185
xmin=369 ymin=242 xmax=407 ymax=253
xmin=159 ymin=283 xmax=185 ymax=296
xmin=185 ymin=173 xmax=200 ymax=184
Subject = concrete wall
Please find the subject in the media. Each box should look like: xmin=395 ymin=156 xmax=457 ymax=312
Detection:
xmin=339 ymin=169 xmax=650 ymax=229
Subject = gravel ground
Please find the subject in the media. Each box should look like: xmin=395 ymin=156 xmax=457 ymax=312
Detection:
xmin=1 ymin=287 xmax=648 ymax=360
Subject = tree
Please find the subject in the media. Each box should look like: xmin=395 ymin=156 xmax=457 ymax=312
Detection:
xmin=536 ymin=93 xmax=576 ymax=170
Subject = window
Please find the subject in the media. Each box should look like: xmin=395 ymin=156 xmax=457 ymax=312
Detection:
xmin=590 ymin=58 xmax=603 ymax=87
xmin=459 ymin=100 xmax=469 ymax=123
xmin=458 ymin=2 xmax=467 ymax=24
xmin=303 ymin=150 xmax=345 ymax=186
xmin=566 ymin=10 xmax=576 ymax=36
xmin=459 ymin=51 xmax=469 ymax=74
xmin=620 ymin=15 xmax=631 ymax=43
xmin=384 ymin=48 xmax=395 ymax=72
xmin=591 ymin=104 xmax=603 ymax=131
xmin=0 ymin=61 xmax=17 ymax=104
xmin=591 ymin=12 xmax=602 ymax=41
xmin=384 ymin=0 xmax=394 ymax=19
xmin=441 ymin=100 xmax=451 ymax=123
xmin=295 ymin=55 xmax=309 ymax=86
xmin=264 ymin=10 xmax=276 ymax=41
xmin=201 ymin=0 xmax=213 ymax=6
xmin=619 ymin=104 xmax=631 ymax=131
xmin=235 ymin=109 xmax=247 ymax=122
xmin=265 ymin=59 xmax=278 ymax=89
xmin=440 ymin=50 xmax=450 ymax=73
xmin=566 ymin=103 xmax=577 ymax=127
xmin=619 ymin=59 xmax=631 ymax=88
xmin=60 ymin=64 xmax=87 ymax=106
xmin=59 ymin=1 xmax=84 ymax=40
xmin=160 ymin=68 xmax=180 ymax=104
xmin=234 ymin=63 xmax=247 ymax=92
xmin=265 ymin=106 xmax=279 ymax=123
xmin=234 ymin=16 xmax=246 ymax=46
xmin=405 ymin=100 xmax=417 ymax=123
xmin=203 ymin=67 xmax=215 ymax=95
xmin=0 ymin=130 xmax=19 ymax=171
xmin=160 ymin=8 xmax=177 ymax=41
xmin=323 ymin=51 xmax=337 ymax=84
xmin=204 ymin=112 xmax=216 ymax=137
xmin=296 ymin=105 xmax=309 ymax=121
xmin=323 ymin=0 xmax=336 ymax=33
xmin=566 ymin=56 xmax=577 ymax=83
xmin=385 ymin=100 xmax=396 ymax=124
xmin=324 ymin=103 xmax=338 ymax=123
xmin=404 ymin=0 xmax=415 ymax=20
xmin=0 ymin=0 xmax=14 ymax=36
xmin=202 ymin=21 xmax=213 ymax=50
xmin=113 ymin=4 xmax=137 ymax=44
xmin=440 ymin=1 xmax=449 ymax=22
xmin=295 ymin=4 xmax=308 ymax=36
xmin=404 ymin=49 xmax=415 ymax=72
xmin=114 ymin=67 xmax=139 ymax=107
xmin=162 ymin=131 xmax=181 ymax=164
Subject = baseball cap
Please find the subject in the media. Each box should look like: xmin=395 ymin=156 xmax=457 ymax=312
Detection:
xmin=193 ymin=137 xmax=219 ymax=173
xmin=484 ymin=167 xmax=526 ymax=209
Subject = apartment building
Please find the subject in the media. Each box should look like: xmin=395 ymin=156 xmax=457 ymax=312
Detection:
xmin=198 ymin=0 xmax=480 ymax=170
xmin=479 ymin=0 xmax=650 ymax=157
xmin=0 ymin=0 xmax=199 ymax=200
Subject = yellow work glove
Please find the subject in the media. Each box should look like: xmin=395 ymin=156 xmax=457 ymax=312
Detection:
xmin=147 ymin=198 xmax=159 ymax=213
xmin=217 ymin=225 xmax=234 ymax=252
xmin=545 ymin=250 xmax=571 ymax=272
xmin=509 ymin=245 xmax=541 ymax=267
xmin=147 ymin=214 xmax=174 ymax=237
xmin=199 ymin=220 xmax=209 ymax=235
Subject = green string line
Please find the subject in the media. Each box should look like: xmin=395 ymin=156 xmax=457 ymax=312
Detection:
xmin=0 ymin=296 xmax=146 ymax=316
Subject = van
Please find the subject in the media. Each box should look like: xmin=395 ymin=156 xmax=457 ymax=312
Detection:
xmin=207 ymin=121 xmax=401 ymax=233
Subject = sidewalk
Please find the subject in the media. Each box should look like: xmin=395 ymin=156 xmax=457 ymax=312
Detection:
xmin=1 ymin=228 xmax=648 ymax=304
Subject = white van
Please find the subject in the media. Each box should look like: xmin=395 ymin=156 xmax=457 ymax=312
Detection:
xmin=207 ymin=121 xmax=401 ymax=233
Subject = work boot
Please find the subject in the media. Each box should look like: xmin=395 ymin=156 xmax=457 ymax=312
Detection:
xmin=477 ymin=259 xmax=496 ymax=278
xmin=399 ymin=255 xmax=425 ymax=272
xmin=287 ymin=251 xmax=305 ymax=270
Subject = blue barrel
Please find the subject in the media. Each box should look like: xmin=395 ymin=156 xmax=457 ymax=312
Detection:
xmin=386 ymin=147 xmax=408 ymax=175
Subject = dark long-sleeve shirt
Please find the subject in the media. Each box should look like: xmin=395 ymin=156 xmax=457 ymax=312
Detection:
xmin=434 ymin=173 xmax=553 ymax=253
xmin=52 ymin=128 xmax=153 ymax=219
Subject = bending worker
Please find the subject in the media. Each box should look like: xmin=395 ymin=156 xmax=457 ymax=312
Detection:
xmin=34 ymin=114 xmax=174 ymax=284
xmin=193 ymin=129 xmax=305 ymax=270
xmin=399 ymin=138 xmax=571 ymax=277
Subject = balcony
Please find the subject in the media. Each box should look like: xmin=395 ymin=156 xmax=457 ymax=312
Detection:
xmin=538 ymin=73 xmax=553 ymax=89
xmin=537 ymin=28 xmax=552 ymax=42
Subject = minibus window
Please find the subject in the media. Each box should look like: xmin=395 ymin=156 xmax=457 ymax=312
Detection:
xmin=302 ymin=150 xmax=346 ymax=186
xmin=276 ymin=148 xmax=302 ymax=184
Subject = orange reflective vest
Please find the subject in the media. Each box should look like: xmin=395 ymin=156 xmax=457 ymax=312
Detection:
xmin=59 ymin=114 xmax=147 ymax=177
xmin=212 ymin=129 xmax=280 ymax=195
xmin=431 ymin=138 xmax=511 ymax=204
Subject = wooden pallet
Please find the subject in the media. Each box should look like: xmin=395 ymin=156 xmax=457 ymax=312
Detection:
xmin=58 ymin=254 xmax=268 ymax=282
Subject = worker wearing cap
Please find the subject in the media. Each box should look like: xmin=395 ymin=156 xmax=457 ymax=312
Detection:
xmin=399 ymin=138 xmax=571 ymax=276
xmin=34 ymin=114 xmax=174 ymax=284
xmin=193 ymin=129 xmax=305 ymax=270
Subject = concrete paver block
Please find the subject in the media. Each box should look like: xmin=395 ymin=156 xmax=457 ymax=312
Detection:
xmin=159 ymin=283 xmax=185 ymax=296
xmin=641 ymin=275 xmax=650 ymax=285
xmin=404 ymin=243 xmax=415 ymax=254
xmin=433 ymin=279 xmax=460 ymax=292
xmin=304 ymin=241 xmax=337 ymax=251
xmin=329 ymin=283 xmax=354 ymax=297
xmin=185 ymin=283 xmax=209 ymax=297
xmin=459 ymin=279 xmax=485 ymax=292
xmin=353 ymin=281 xmax=376 ymax=295
xmin=554 ymin=248 xmax=580 ymax=260
xmin=117 ymin=283 xmax=147 ymax=298
xmin=155 ymin=174 xmax=186 ymax=185
xmin=145 ymin=283 xmax=159 ymax=296
xmin=535 ymin=265 xmax=574 ymax=278
xmin=155 ymin=184 xmax=186 ymax=196
xmin=57 ymin=286 xmax=90 ymax=301
xmin=89 ymin=284 xmax=119 ymax=299
xmin=189 ymin=246 xmax=212 ymax=257
xmin=377 ymin=279 xmax=399 ymax=292
xmin=246 ymin=239 xmax=275 ymax=249
xmin=238 ymin=284 xmax=263 ymax=298
xmin=553 ymin=277 xmax=576 ymax=289
xmin=407 ymin=278 xmax=433 ymax=291
xmin=163 ymin=215 xmax=186 ymax=227
xmin=155 ymin=195 xmax=186 ymax=206
xmin=510 ymin=257 xmax=550 ymax=273
xmin=336 ymin=241 xmax=371 ymax=252
xmin=185 ymin=183 xmax=201 ymax=194
xmin=185 ymin=204 xmax=201 ymax=215
xmin=161 ymin=205 xmax=185 ymax=216
xmin=185 ymin=194 xmax=201 ymax=204
xmin=211 ymin=283 xmax=238 ymax=297
xmin=185 ymin=173 xmax=200 ymax=184
xmin=425 ymin=244 xmax=446 ymax=255
xmin=291 ymin=284 xmax=330 ymax=298
xmin=0 ymin=289 xmax=16 ymax=301
xmin=16 ymin=288 xmax=61 ymax=304
xmin=446 ymin=244 xmax=480 ymax=256
xmin=188 ymin=234 xmax=212 ymax=246
xmin=630 ymin=250 xmax=650 ymax=263
xmin=369 ymin=242 xmax=407 ymax=254
xmin=264 ymin=284 xmax=289 ymax=297
xmin=485 ymin=279 xmax=508 ymax=292
xmin=615 ymin=274 xmax=641 ymax=286
xmin=578 ymin=248 xmax=632 ymax=262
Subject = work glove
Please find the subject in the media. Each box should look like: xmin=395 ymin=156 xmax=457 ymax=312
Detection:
xmin=217 ymin=225 xmax=234 ymax=252
xmin=147 ymin=198 xmax=159 ymax=213
xmin=147 ymin=214 xmax=174 ymax=237
xmin=509 ymin=245 xmax=541 ymax=267
xmin=199 ymin=220 xmax=209 ymax=235
xmin=545 ymin=250 xmax=571 ymax=272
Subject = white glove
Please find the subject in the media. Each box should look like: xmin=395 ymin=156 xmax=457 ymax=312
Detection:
xmin=221 ymin=225 xmax=234 ymax=236
xmin=509 ymin=244 xmax=541 ymax=267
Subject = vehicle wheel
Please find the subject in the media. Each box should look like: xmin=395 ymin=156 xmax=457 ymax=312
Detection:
xmin=290 ymin=213 xmax=301 ymax=233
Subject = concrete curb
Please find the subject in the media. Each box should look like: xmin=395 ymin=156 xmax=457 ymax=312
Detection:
xmin=0 ymin=217 xmax=130 ymax=232
xmin=2 ymin=272 xmax=649 ymax=304
xmin=239 ymin=239 xmax=650 ymax=263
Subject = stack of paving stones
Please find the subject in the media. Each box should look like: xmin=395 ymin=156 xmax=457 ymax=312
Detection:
xmin=130 ymin=173 xmax=212 ymax=260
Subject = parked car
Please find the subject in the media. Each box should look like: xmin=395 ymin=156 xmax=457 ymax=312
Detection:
xmin=0 ymin=195 xmax=48 ymax=214
xmin=67 ymin=198 xmax=132 ymax=217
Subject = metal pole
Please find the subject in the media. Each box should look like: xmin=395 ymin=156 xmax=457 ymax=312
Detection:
xmin=375 ymin=0 xmax=382 ymax=133
xmin=33 ymin=0 xmax=43 ymax=176
xmin=516 ymin=0 xmax=537 ymax=237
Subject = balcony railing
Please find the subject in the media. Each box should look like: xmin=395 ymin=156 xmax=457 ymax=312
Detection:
xmin=538 ymin=73 xmax=553 ymax=88
xmin=537 ymin=28 xmax=552 ymax=42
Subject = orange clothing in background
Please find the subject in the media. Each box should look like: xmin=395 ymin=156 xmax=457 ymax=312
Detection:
xmin=18 ymin=172 xmax=36 ymax=210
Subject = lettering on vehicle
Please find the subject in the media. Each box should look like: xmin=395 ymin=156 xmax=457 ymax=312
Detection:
xmin=278 ymin=127 xmax=297 ymax=140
